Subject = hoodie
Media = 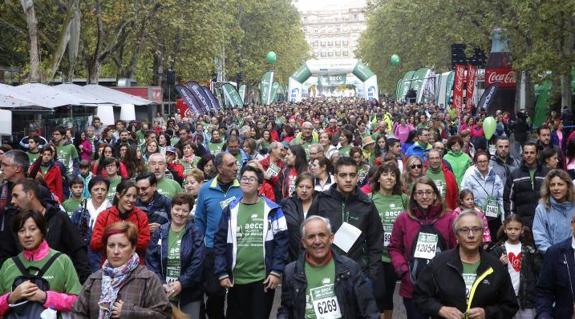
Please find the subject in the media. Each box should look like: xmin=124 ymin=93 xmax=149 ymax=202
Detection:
xmin=532 ymin=198 xmax=575 ymax=254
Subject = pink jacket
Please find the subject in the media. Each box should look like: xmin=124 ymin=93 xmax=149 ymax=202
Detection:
xmin=388 ymin=207 xmax=457 ymax=298
xmin=451 ymin=207 xmax=491 ymax=244
xmin=79 ymin=139 xmax=93 ymax=162
xmin=0 ymin=241 xmax=78 ymax=316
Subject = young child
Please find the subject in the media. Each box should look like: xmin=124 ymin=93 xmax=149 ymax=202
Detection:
xmin=490 ymin=214 xmax=540 ymax=319
xmin=451 ymin=189 xmax=491 ymax=244
xmin=79 ymin=159 xmax=93 ymax=199
xmin=63 ymin=176 xmax=85 ymax=217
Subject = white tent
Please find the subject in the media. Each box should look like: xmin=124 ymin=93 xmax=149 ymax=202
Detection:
xmin=0 ymin=84 xmax=36 ymax=108
xmin=12 ymin=83 xmax=92 ymax=109
xmin=54 ymin=83 xmax=109 ymax=105
xmin=82 ymin=84 xmax=153 ymax=105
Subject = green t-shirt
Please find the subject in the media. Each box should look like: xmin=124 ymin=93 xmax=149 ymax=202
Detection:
xmin=426 ymin=168 xmax=446 ymax=198
xmin=462 ymin=261 xmax=480 ymax=303
xmin=338 ymin=146 xmax=350 ymax=157
xmin=63 ymin=197 xmax=83 ymax=217
xmin=304 ymin=259 xmax=340 ymax=319
xmin=372 ymin=193 xmax=407 ymax=263
xmin=166 ymin=228 xmax=185 ymax=301
xmin=27 ymin=151 xmax=40 ymax=165
xmin=106 ymin=176 xmax=122 ymax=203
xmin=56 ymin=143 xmax=79 ymax=175
xmin=0 ymin=249 xmax=82 ymax=298
xmin=157 ymin=177 xmax=183 ymax=199
xmin=233 ymin=199 xmax=266 ymax=285
xmin=209 ymin=141 xmax=225 ymax=154
xmin=180 ymin=157 xmax=200 ymax=176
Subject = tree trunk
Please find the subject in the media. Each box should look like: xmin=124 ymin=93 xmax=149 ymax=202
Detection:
xmin=67 ymin=2 xmax=81 ymax=81
xmin=20 ymin=0 xmax=41 ymax=82
xmin=122 ymin=3 xmax=162 ymax=79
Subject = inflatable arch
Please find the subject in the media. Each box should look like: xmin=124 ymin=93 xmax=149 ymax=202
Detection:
xmin=288 ymin=59 xmax=378 ymax=102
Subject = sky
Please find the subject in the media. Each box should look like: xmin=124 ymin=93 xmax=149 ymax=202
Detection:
xmin=294 ymin=0 xmax=367 ymax=11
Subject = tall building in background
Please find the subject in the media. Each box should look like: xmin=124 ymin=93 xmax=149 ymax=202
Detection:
xmin=296 ymin=0 xmax=367 ymax=60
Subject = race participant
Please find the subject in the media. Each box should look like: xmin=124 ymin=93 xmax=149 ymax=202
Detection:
xmin=146 ymin=193 xmax=204 ymax=318
xmin=406 ymin=128 xmax=432 ymax=161
xmin=101 ymin=157 xmax=123 ymax=203
xmin=414 ymin=210 xmax=518 ymax=319
xmin=62 ymin=176 xmax=85 ymax=216
xmin=443 ymin=135 xmax=473 ymax=186
xmin=0 ymin=211 xmax=82 ymax=317
xmin=214 ymin=165 xmax=288 ymax=319
xmin=279 ymin=144 xmax=308 ymax=200
xmin=135 ymin=172 xmax=172 ymax=233
xmin=310 ymin=157 xmax=334 ymax=192
xmin=28 ymin=145 xmax=64 ymax=203
xmin=51 ymin=127 xmax=79 ymax=177
xmin=148 ymin=152 xmax=184 ymax=199
xmin=388 ymin=176 xmax=457 ymax=319
xmin=425 ymin=149 xmax=458 ymax=210
xmin=73 ymin=221 xmax=171 ymax=318
xmin=278 ymin=215 xmax=379 ymax=319
xmin=402 ymin=156 xmax=424 ymax=194
xmin=489 ymin=136 xmax=520 ymax=187
xmin=194 ymin=152 xmax=242 ymax=319
xmin=26 ymin=135 xmax=42 ymax=165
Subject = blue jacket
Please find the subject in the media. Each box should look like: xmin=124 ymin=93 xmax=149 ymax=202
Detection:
xmin=145 ymin=221 xmax=205 ymax=304
xmin=213 ymin=196 xmax=288 ymax=281
xmin=532 ymin=198 xmax=575 ymax=254
xmin=135 ymin=191 xmax=172 ymax=225
xmin=405 ymin=142 xmax=431 ymax=161
xmin=536 ymin=237 xmax=575 ymax=319
xmin=194 ymin=176 xmax=242 ymax=248
xmin=460 ymin=166 xmax=504 ymax=216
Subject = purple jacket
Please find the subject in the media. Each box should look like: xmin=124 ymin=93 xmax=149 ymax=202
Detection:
xmin=388 ymin=206 xmax=457 ymax=298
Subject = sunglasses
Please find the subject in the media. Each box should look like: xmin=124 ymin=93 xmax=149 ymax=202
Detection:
xmin=410 ymin=164 xmax=423 ymax=169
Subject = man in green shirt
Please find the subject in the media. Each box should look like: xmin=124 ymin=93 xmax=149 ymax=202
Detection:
xmin=148 ymin=153 xmax=183 ymax=199
xmin=52 ymin=127 xmax=79 ymax=177
xmin=63 ymin=177 xmax=85 ymax=217
xmin=425 ymin=149 xmax=458 ymax=210
xmin=208 ymin=129 xmax=225 ymax=154
xmin=26 ymin=136 xmax=41 ymax=165
xmin=278 ymin=216 xmax=379 ymax=318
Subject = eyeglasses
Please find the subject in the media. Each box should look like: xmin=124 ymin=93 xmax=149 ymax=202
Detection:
xmin=410 ymin=164 xmax=423 ymax=169
xmin=456 ymin=227 xmax=483 ymax=235
xmin=240 ymin=176 xmax=258 ymax=184
xmin=414 ymin=190 xmax=434 ymax=197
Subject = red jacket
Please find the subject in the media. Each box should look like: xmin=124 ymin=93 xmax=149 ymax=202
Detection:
xmin=90 ymin=206 xmax=150 ymax=264
xmin=30 ymin=160 xmax=64 ymax=203
xmin=388 ymin=205 xmax=457 ymax=298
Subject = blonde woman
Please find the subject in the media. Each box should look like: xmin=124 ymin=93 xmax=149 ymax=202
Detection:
xmin=532 ymin=169 xmax=575 ymax=254
xmin=402 ymin=156 xmax=424 ymax=194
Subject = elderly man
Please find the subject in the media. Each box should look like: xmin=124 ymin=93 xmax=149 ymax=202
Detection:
xmin=147 ymin=152 xmax=183 ymax=199
xmin=292 ymin=121 xmax=318 ymax=155
xmin=278 ymin=216 xmax=379 ymax=318
xmin=414 ymin=210 xmax=518 ymax=319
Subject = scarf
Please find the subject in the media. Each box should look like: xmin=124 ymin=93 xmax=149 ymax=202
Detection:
xmin=98 ymin=253 xmax=140 ymax=319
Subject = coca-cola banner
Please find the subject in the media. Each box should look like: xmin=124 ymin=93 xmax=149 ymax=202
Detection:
xmin=485 ymin=68 xmax=516 ymax=88
xmin=466 ymin=65 xmax=477 ymax=111
xmin=453 ymin=64 xmax=466 ymax=115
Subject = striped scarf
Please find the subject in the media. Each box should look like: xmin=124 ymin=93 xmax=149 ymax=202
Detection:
xmin=98 ymin=253 xmax=140 ymax=319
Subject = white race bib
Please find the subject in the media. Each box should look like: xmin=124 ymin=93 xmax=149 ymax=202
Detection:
xmin=383 ymin=224 xmax=393 ymax=247
xmin=413 ymin=233 xmax=439 ymax=260
xmin=333 ymin=222 xmax=362 ymax=253
xmin=311 ymin=284 xmax=342 ymax=319
xmin=484 ymin=197 xmax=499 ymax=218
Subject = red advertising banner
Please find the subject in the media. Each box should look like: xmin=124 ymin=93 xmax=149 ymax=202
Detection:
xmin=485 ymin=68 xmax=516 ymax=88
xmin=466 ymin=65 xmax=477 ymax=112
xmin=453 ymin=64 xmax=466 ymax=116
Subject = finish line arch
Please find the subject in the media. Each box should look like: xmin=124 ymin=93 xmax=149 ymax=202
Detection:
xmin=288 ymin=59 xmax=378 ymax=102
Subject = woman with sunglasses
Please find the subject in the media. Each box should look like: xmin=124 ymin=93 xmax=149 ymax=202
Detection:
xmin=402 ymin=156 xmax=424 ymax=194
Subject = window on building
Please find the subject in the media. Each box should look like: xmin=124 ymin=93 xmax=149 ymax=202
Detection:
xmin=343 ymin=51 xmax=349 ymax=56
xmin=335 ymin=51 xmax=341 ymax=57
xmin=328 ymin=51 xmax=333 ymax=57
xmin=321 ymin=51 xmax=327 ymax=57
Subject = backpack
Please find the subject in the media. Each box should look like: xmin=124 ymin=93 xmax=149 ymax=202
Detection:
xmin=6 ymin=252 xmax=62 ymax=319
xmin=409 ymin=223 xmax=446 ymax=283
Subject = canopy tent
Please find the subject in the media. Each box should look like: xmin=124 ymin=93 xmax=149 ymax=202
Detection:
xmin=0 ymin=84 xmax=36 ymax=108
xmin=54 ymin=83 xmax=110 ymax=104
xmin=11 ymin=83 xmax=95 ymax=109
xmin=81 ymin=84 xmax=153 ymax=105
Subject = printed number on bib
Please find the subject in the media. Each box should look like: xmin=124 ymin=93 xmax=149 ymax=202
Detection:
xmin=484 ymin=198 xmax=499 ymax=218
xmin=311 ymin=285 xmax=342 ymax=319
xmin=413 ymin=233 xmax=439 ymax=260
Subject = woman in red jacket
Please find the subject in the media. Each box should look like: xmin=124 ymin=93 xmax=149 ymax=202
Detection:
xmin=388 ymin=176 xmax=457 ymax=319
xmin=90 ymin=180 xmax=150 ymax=265
xmin=28 ymin=146 xmax=64 ymax=203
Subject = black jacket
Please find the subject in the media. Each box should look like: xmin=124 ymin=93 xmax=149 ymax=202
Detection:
xmin=43 ymin=203 xmax=92 ymax=283
xmin=135 ymin=191 xmax=172 ymax=225
xmin=489 ymin=241 xmax=541 ymax=309
xmin=503 ymin=162 xmax=548 ymax=227
xmin=308 ymin=184 xmax=384 ymax=279
xmin=536 ymin=237 xmax=575 ymax=319
xmin=277 ymin=251 xmax=379 ymax=319
xmin=414 ymin=248 xmax=518 ymax=318
xmin=281 ymin=195 xmax=313 ymax=262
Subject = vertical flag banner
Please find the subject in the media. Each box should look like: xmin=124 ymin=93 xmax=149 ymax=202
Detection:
xmin=453 ymin=64 xmax=466 ymax=117
xmin=184 ymin=81 xmax=211 ymax=113
xmin=466 ymin=65 xmax=478 ymax=112
xmin=260 ymin=71 xmax=274 ymax=105
xmin=176 ymin=85 xmax=203 ymax=114
xmin=238 ymin=84 xmax=246 ymax=104
xmin=222 ymin=83 xmax=243 ymax=107
xmin=202 ymin=86 xmax=221 ymax=111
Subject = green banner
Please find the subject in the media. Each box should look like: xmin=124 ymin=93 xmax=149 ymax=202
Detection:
xmin=318 ymin=74 xmax=346 ymax=87
xmin=271 ymin=82 xmax=280 ymax=102
xmin=291 ymin=64 xmax=312 ymax=83
xmin=222 ymin=83 xmax=243 ymax=107
xmin=397 ymin=71 xmax=415 ymax=101
xmin=409 ymin=68 xmax=430 ymax=101
xmin=238 ymin=84 xmax=246 ymax=104
xmin=352 ymin=62 xmax=375 ymax=81
xmin=260 ymin=71 xmax=274 ymax=105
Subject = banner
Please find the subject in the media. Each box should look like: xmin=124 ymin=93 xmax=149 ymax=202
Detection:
xmin=477 ymin=84 xmax=498 ymax=111
xmin=238 ymin=84 xmax=246 ymax=104
xmin=202 ymin=86 xmax=220 ymax=111
xmin=270 ymin=82 xmax=280 ymax=103
xmin=318 ymin=74 xmax=346 ymax=87
xmin=453 ymin=64 xmax=466 ymax=116
xmin=222 ymin=83 xmax=243 ymax=107
xmin=466 ymin=65 xmax=477 ymax=112
xmin=260 ymin=71 xmax=274 ymax=105
xmin=176 ymin=84 xmax=202 ymax=114
xmin=184 ymin=81 xmax=211 ymax=113
xmin=485 ymin=67 xmax=516 ymax=88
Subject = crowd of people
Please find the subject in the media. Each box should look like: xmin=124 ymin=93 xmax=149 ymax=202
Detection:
xmin=0 ymin=96 xmax=573 ymax=318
